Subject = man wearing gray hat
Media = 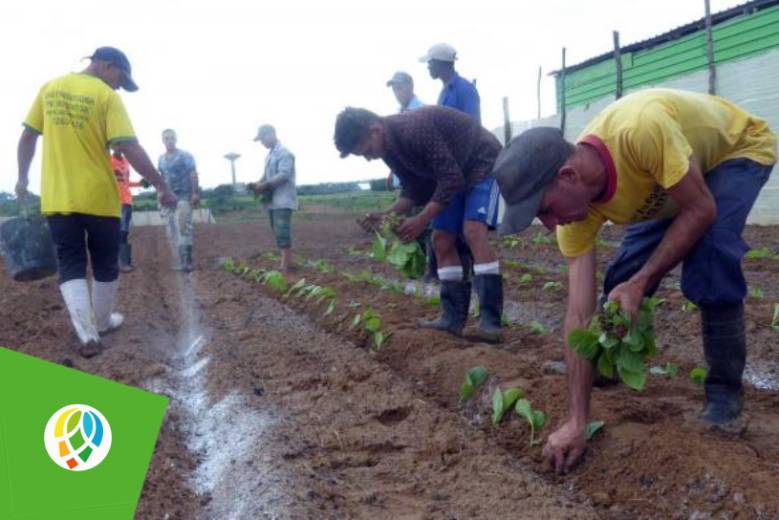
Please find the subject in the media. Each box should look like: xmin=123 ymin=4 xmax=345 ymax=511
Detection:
xmin=386 ymin=71 xmax=425 ymax=113
xmin=494 ymin=88 xmax=776 ymax=474
xmin=419 ymin=42 xmax=480 ymax=122
xmin=249 ymin=124 xmax=298 ymax=273
xmin=16 ymin=46 xmax=176 ymax=357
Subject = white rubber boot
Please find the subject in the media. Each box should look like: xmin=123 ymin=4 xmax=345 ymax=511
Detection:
xmin=93 ymin=280 xmax=125 ymax=334
xmin=59 ymin=279 xmax=102 ymax=357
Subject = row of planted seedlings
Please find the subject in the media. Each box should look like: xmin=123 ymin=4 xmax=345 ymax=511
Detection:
xmin=219 ymin=256 xmax=401 ymax=352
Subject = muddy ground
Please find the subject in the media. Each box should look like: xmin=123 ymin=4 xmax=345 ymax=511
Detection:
xmin=1 ymin=211 xmax=778 ymax=519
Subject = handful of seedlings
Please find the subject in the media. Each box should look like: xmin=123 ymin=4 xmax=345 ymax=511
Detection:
xmin=567 ymin=298 xmax=664 ymax=391
xmin=370 ymin=213 xmax=426 ymax=279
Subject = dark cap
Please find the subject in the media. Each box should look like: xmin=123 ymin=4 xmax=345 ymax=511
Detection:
xmin=88 ymin=46 xmax=138 ymax=92
xmin=494 ymin=127 xmax=574 ymax=235
xmin=386 ymin=71 xmax=413 ymax=87
xmin=253 ymin=124 xmax=276 ymax=141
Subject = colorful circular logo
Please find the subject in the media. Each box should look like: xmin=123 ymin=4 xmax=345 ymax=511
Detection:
xmin=43 ymin=404 xmax=112 ymax=471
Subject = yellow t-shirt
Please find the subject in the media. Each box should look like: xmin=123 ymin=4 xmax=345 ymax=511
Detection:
xmin=557 ymin=88 xmax=777 ymax=258
xmin=24 ymin=73 xmax=137 ymax=218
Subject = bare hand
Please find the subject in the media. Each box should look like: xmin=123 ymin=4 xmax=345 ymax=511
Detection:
xmin=158 ymin=188 xmax=177 ymax=209
xmin=543 ymin=419 xmax=587 ymax=475
xmin=396 ymin=215 xmax=427 ymax=242
xmin=607 ymin=278 xmax=646 ymax=321
xmin=357 ymin=212 xmax=383 ymax=233
xmin=191 ymin=193 xmax=201 ymax=207
xmin=15 ymin=180 xmax=28 ymax=201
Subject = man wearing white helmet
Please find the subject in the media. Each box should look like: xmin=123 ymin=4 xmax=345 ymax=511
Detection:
xmin=419 ymin=42 xmax=481 ymax=122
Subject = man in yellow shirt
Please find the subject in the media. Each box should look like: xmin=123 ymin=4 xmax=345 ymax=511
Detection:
xmin=494 ymin=88 xmax=776 ymax=474
xmin=16 ymin=46 xmax=176 ymax=357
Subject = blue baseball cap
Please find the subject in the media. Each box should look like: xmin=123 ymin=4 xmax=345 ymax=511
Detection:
xmin=88 ymin=47 xmax=138 ymax=92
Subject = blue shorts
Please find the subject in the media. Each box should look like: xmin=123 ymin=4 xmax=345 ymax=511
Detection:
xmin=432 ymin=176 xmax=500 ymax=235
xmin=602 ymin=158 xmax=773 ymax=306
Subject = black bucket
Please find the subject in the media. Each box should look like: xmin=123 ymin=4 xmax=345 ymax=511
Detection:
xmin=0 ymin=215 xmax=58 ymax=282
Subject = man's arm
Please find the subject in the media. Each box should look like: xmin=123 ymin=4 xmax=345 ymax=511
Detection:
xmin=114 ymin=141 xmax=176 ymax=207
xmin=543 ymin=247 xmax=598 ymax=474
xmin=189 ymin=167 xmax=201 ymax=205
xmin=16 ymin=127 xmax=40 ymax=199
xmin=608 ymin=159 xmax=716 ymax=317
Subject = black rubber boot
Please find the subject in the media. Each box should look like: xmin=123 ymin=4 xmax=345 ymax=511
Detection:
xmin=118 ymin=243 xmax=134 ymax=272
xmin=700 ymin=303 xmax=745 ymax=424
xmin=418 ymin=280 xmax=471 ymax=336
xmin=471 ymin=274 xmax=504 ymax=344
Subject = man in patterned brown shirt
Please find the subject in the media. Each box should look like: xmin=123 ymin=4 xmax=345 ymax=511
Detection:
xmin=334 ymin=106 xmax=504 ymax=342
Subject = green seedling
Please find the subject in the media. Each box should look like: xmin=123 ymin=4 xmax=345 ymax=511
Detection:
xmin=503 ymin=237 xmax=528 ymax=249
xmin=458 ymin=366 xmax=489 ymax=401
xmin=745 ymin=247 xmax=773 ymax=260
xmin=649 ymin=362 xmax=679 ymax=378
xmin=371 ymin=220 xmax=426 ymax=279
xmin=346 ymin=245 xmax=365 ymax=257
xmin=750 ymin=287 xmax=764 ymax=299
xmin=519 ymin=273 xmax=533 ymax=285
xmin=220 ymin=257 xmax=236 ymax=272
xmin=568 ymin=298 xmax=664 ymax=391
xmin=689 ymin=367 xmax=708 ymax=385
xmin=515 ymin=399 xmax=546 ymax=445
xmin=542 ymin=281 xmax=563 ymax=292
xmin=682 ymin=300 xmax=698 ymax=313
xmin=373 ymin=330 xmax=391 ymax=350
xmin=426 ymin=295 xmax=441 ymax=307
xmin=532 ymin=231 xmax=552 ymax=246
xmin=325 ymin=300 xmax=336 ymax=316
xmin=595 ymin=237 xmax=611 ymax=248
xmin=311 ymin=259 xmax=335 ymax=273
xmin=286 ymin=278 xmax=307 ymax=298
xmin=492 ymin=387 xmax=525 ymax=425
xmin=772 ymin=303 xmax=779 ymax=332
xmin=529 ymin=320 xmax=551 ymax=335
xmin=262 ymin=270 xmax=288 ymax=293
xmin=503 ymin=259 xmax=522 ymax=269
xmin=585 ymin=420 xmax=605 ymax=441
xmin=501 ymin=314 xmax=511 ymax=327
xmin=236 ymin=261 xmax=250 ymax=275
xmin=263 ymin=251 xmax=280 ymax=262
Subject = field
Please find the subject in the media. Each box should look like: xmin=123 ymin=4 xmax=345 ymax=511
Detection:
xmin=2 ymin=198 xmax=779 ymax=519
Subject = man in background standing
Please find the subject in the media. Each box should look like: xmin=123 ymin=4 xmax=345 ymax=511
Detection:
xmin=158 ymin=128 xmax=200 ymax=272
xmin=420 ymin=42 xmax=481 ymax=121
xmin=112 ymin=149 xmax=143 ymax=272
xmin=248 ymin=125 xmax=298 ymax=273
xmin=16 ymin=46 xmax=176 ymax=357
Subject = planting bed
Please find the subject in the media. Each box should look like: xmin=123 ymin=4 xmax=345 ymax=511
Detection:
xmin=1 ymin=212 xmax=778 ymax=519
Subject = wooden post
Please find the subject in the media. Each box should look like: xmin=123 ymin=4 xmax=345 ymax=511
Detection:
xmin=613 ymin=31 xmax=623 ymax=99
xmin=704 ymin=0 xmax=716 ymax=94
xmin=560 ymin=47 xmax=567 ymax=134
xmin=537 ymin=66 xmax=542 ymax=120
xmin=502 ymin=97 xmax=512 ymax=144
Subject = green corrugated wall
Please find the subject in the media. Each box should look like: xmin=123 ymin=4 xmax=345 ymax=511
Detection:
xmin=558 ymin=4 xmax=779 ymax=109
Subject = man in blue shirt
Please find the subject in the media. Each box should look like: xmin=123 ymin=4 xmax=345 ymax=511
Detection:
xmin=158 ymin=128 xmax=200 ymax=272
xmin=419 ymin=43 xmax=481 ymax=121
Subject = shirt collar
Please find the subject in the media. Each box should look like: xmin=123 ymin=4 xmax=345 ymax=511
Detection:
xmin=578 ymin=134 xmax=617 ymax=204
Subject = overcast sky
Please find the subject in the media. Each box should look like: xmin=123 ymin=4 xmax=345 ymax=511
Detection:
xmin=1 ymin=0 xmax=739 ymax=194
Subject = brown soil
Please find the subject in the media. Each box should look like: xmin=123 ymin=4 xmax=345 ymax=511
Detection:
xmin=1 ymin=213 xmax=778 ymax=519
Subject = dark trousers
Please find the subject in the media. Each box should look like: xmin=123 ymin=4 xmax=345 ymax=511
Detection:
xmin=47 ymin=214 xmax=120 ymax=284
xmin=603 ymin=158 xmax=773 ymax=306
xmin=119 ymin=204 xmax=132 ymax=244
